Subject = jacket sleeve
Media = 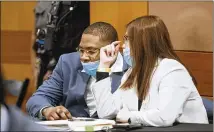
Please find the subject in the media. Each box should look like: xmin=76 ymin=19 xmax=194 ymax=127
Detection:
xmin=92 ymin=77 xmax=123 ymax=119
xmin=26 ymin=56 xmax=64 ymax=117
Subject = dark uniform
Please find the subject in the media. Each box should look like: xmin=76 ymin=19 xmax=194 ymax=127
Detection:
xmin=33 ymin=1 xmax=90 ymax=88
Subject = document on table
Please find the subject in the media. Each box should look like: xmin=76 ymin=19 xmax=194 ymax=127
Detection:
xmin=35 ymin=117 xmax=116 ymax=131
xmin=35 ymin=120 xmax=70 ymax=131
xmin=36 ymin=119 xmax=68 ymax=126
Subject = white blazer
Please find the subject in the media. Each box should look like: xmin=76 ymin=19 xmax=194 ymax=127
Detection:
xmin=92 ymin=58 xmax=208 ymax=127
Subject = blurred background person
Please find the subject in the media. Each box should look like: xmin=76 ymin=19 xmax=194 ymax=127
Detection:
xmin=33 ymin=1 xmax=90 ymax=88
xmin=0 ymin=73 xmax=48 ymax=131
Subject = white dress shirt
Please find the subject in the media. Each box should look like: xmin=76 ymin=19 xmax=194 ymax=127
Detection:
xmin=92 ymin=58 xmax=208 ymax=126
xmin=83 ymin=53 xmax=124 ymax=116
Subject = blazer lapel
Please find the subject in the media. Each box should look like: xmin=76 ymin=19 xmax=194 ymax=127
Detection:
xmin=111 ymin=58 xmax=129 ymax=93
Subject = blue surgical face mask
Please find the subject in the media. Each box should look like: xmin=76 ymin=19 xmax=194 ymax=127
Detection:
xmin=81 ymin=61 xmax=99 ymax=77
xmin=123 ymin=42 xmax=133 ymax=67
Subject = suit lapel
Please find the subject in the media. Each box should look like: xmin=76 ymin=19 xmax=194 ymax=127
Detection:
xmin=76 ymin=69 xmax=90 ymax=115
xmin=76 ymin=70 xmax=90 ymax=95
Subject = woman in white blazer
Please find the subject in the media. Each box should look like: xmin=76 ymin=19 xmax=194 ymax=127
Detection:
xmin=92 ymin=15 xmax=208 ymax=127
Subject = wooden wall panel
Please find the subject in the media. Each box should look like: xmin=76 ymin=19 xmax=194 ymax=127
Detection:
xmin=2 ymin=64 xmax=32 ymax=80
xmin=1 ymin=1 xmax=36 ymax=31
xmin=1 ymin=2 xmax=37 ymax=112
xmin=1 ymin=31 xmax=32 ymax=64
xmin=149 ymin=2 xmax=213 ymax=98
xmin=90 ymin=2 xmax=148 ymax=41
xmin=175 ymin=51 xmax=213 ymax=97
xmin=149 ymin=2 xmax=212 ymax=52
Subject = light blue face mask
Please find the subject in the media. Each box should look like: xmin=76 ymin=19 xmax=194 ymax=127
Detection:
xmin=123 ymin=45 xmax=133 ymax=67
xmin=81 ymin=61 xmax=100 ymax=77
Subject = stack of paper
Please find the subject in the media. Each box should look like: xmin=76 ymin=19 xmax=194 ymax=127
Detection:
xmin=68 ymin=118 xmax=116 ymax=131
xmin=36 ymin=120 xmax=70 ymax=131
xmin=36 ymin=118 xmax=116 ymax=131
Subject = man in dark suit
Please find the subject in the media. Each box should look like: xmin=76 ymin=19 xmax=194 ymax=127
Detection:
xmin=0 ymin=75 xmax=48 ymax=131
xmin=26 ymin=22 xmax=128 ymax=120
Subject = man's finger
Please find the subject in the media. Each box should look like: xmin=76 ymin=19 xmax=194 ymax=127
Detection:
xmin=66 ymin=112 xmax=72 ymax=119
xmin=56 ymin=108 xmax=67 ymax=119
xmin=48 ymin=116 xmax=55 ymax=121
xmin=51 ymin=112 xmax=60 ymax=120
xmin=59 ymin=112 xmax=67 ymax=120
xmin=57 ymin=107 xmax=71 ymax=119
xmin=62 ymin=108 xmax=72 ymax=119
xmin=56 ymin=108 xmax=61 ymax=113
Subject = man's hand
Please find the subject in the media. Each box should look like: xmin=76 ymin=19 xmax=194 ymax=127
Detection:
xmin=99 ymin=41 xmax=121 ymax=68
xmin=42 ymin=106 xmax=72 ymax=120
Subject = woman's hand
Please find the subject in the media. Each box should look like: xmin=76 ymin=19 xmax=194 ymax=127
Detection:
xmin=116 ymin=108 xmax=131 ymax=123
xmin=99 ymin=41 xmax=121 ymax=68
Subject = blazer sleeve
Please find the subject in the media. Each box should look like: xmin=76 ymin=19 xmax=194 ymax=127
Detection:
xmin=92 ymin=77 xmax=123 ymax=119
xmin=26 ymin=56 xmax=64 ymax=117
